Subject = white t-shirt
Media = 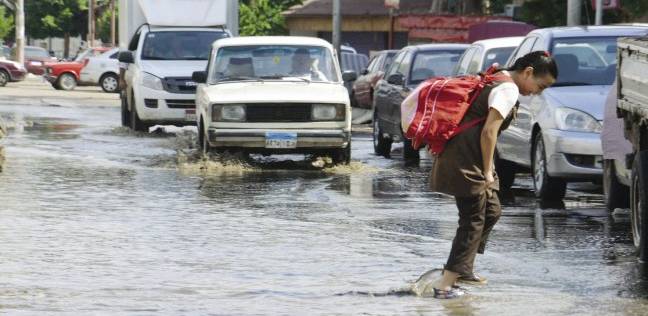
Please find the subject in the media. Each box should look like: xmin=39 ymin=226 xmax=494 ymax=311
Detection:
xmin=488 ymin=78 xmax=519 ymax=118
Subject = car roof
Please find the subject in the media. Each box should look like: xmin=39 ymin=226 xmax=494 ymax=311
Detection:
xmin=403 ymin=43 xmax=470 ymax=52
xmin=213 ymin=36 xmax=333 ymax=50
xmin=470 ymin=36 xmax=525 ymax=50
xmin=529 ymin=25 xmax=648 ymax=38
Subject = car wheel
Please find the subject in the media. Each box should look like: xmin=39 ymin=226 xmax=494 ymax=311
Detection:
xmin=130 ymin=97 xmax=148 ymax=132
xmin=603 ymin=159 xmax=630 ymax=212
xmin=332 ymin=140 xmax=351 ymax=165
xmin=532 ymin=132 xmax=566 ymax=201
xmin=631 ymin=151 xmax=648 ymax=258
xmin=373 ymin=110 xmax=392 ymax=157
xmin=0 ymin=69 xmax=9 ymax=87
xmin=100 ymin=73 xmax=119 ymax=93
xmin=120 ymin=93 xmax=130 ymax=127
xmin=199 ymin=120 xmax=211 ymax=155
xmin=496 ymin=155 xmax=516 ymax=192
xmin=57 ymin=73 xmax=77 ymax=91
xmin=403 ymin=137 xmax=420 ymax=162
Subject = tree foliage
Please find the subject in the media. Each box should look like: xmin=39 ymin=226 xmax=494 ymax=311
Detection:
xmin=519 ymin=0 xmax=648 ymax=27
xmin=239 ymin=0 xmax=303 ymax=36
xmin=25 ymin=0 xmax=87 ymax=39
xmin=0 ymin=5 xmax=14 ymax=41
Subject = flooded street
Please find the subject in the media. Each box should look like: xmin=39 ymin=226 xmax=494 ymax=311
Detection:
xmin=1 ymin=100 xmax=648 ymax=315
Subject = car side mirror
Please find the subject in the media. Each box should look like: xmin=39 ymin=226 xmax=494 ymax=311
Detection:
xmin=192 ymin=71 xmax=207 ymax=84
xmin=361 ymin=68 xmax=369 ymax=75
xmin=118 ymin=51 xmax=134 ymax=64
xmin=387 ymin=73 xmax=404 ymax=86
xmin=342 ymin=70 xmax=357 ymax=82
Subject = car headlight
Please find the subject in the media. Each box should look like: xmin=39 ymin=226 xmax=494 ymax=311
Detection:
xmin=554 ymin=107 xmax=602 ymax=133
xmin=142 ymin=72 xmax=164 ymax=90
xmin=311 ymin=104 xmax=345 ymax=121
xmin=212 ymin=104 xmax=246 ymax=122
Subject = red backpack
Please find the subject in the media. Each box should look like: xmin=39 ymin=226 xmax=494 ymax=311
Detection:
xmin=400 ymin=66 xmax=512 ymax=155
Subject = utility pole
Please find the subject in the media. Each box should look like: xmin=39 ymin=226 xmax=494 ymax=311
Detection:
xmin=567 ymin=0 xmax=581 ymax=26
xmin=88 ymin=0 xmax=95 ymax=47
xmin=15 ymin=0 xmax=24 ymax=64
xmin=110 ymin=0 xmax=116 ymax=46
xmin=332 ymin=0 xmax=341 ymax=63
xmin=595 ymin=0 xmax=603 ymax=25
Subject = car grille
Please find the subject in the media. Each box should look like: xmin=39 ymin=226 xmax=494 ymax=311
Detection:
xmin=166 ymin=99 xmax=195 ymax=109
xmin=163 ymin=77 xmax=197 ymax=94
xmin=245 ymin=103 xmax=312 ymax=122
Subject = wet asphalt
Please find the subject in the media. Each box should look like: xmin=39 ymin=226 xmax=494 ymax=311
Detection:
xmin=0 ymin=98 xmax=647 ymax=315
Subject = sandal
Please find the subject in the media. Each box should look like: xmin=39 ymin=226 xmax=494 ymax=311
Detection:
xmin=433 ymin=287 xmax=465 ymax=299
xmin=457 ymin=272 xmax=488 ymax=285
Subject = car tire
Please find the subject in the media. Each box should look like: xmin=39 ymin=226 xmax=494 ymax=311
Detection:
xmin=332 ymin=140 xmax=351 ymax=165
xmin=199 ymin=119 xmax=212 ymax=155
xmin=603 ymin=159 xmax=630 ymax=212
xmin=403 ymin=137 xmax=420 ymax=162
xmin=56 ymin=73 xmax=77 ymax=91
xmin=0 ymin=69 xmax=9 ymax=87
xmin=130 ymin=98 xmax=148 ymax=132
xmin=373 ymin=110 xmax=392 ymax=157
xmin=120 ymin=94 xmax=130 ymax=127
xmin=100 ymin=73 xmax=120 ymax=93
xmin=630 ymin=151 xmax=648 ymax=259
xmin=496 ymin=155 xmax=516 ymax=192
xmin=532 ymin=132 xmax=566 ymax=201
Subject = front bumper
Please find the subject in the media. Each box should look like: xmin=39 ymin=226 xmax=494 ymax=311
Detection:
xmin=9 ymin=69 xmax=27 ymax=82
xmin=543 ymin=128 xmax=603 ymax=179
xmin=134 ymin=86 xmax=195 ymax=125
xmin=44 ymin=74 xmax=58 ymax=83
xmin=207 ymin=128 xmax=350 ymax=151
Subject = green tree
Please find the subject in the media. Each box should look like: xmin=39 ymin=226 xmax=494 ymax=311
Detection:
xmin=0 ymin=5 xmax=15 ymax=42
xmin=25 ymin=0 xmax=87 ymax=57
xmin=519 ymin=0 xmax=648 ymax=27
xmin=239 ymin=0 xmax=303 ymax=36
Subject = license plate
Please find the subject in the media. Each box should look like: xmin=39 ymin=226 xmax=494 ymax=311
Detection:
xmin=265 ymin=132 xmax=297 ymax=148
xmin=185 ymin=109 xmax=196 ymax=121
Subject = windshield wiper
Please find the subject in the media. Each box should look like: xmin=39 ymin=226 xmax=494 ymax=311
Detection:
xmin=141 ymin=56 xmax=170 ymax=60
xmin=260 ymin=74 xmax=311 ymax=83
xmin=551 ymin=82 xmax=593 ymax=87
xmin=217 ymin=76 xmax=262 ymax=82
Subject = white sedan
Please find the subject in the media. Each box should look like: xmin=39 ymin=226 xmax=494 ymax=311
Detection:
xmin=80 ymin=48 xmax=121 ymax=93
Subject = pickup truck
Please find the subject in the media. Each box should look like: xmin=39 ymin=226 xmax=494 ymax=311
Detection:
xmin=616 ymin=37 xmax=648 ymax=260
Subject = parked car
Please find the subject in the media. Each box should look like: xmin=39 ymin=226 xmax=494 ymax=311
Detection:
xmin=44 ymin=47 xmax=113 ymax=90
xmin=372 ymin=44 xmax=469 ymax=160
xmin=193 ymin=36 xmax=353 ymax=164
xmin=0 ymin=59 xmax=28 ymax=87
xmin=495 ymin=25 xmax=648 ymax=201
xmin=340 ymin=52 xmax=369 ymax=106
xmin=351 ymin=50 xmax=398 ymax=109
xmin=453 ymin=36 xmax=523 ymax=76
xmin=1 ymin=45 xmax=10 ymax=59
xmin=80 ymin=48 xmax=121 ymax=93
xmin=12 ymin=46 xmax=58 ymax=75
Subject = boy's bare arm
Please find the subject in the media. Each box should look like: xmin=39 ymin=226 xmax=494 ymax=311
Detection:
xmin=480 ymin=108 xmax=505 ymax=184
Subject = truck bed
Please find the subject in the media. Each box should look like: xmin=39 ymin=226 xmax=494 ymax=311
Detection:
xmin=618 ymin=37 xmax=648 ymax=123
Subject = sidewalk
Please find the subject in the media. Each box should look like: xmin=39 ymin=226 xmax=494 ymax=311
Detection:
xmin=0 ymin=75 xmax=120 ymax=107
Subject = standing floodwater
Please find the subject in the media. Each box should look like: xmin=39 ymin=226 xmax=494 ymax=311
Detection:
xmin=0 ymin=101 xmax=647 ymax=315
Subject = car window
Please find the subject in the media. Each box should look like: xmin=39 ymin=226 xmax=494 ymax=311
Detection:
xmin=396 ymin=51 xmax=413 ymax=78
xmin=409 ymin=49 xmax=465 ymax=84
xmin=366 ymin=55 xmax=381 ymax=73
xmin=552 ymin=36 xmax=619 ymax=86
xmin=481 ymin=47 xmax=516 ymax=71
xmin=381 ymin=52 xmax=397 ymax=72
xmin=385 ymin=50 xmax=406 ymax=77
xmin=531 ymin=37 xmax=545 ymax=52
xmin=508 ymin=37 xmax=537 ymax=67
xmin=454 ymin=47 xmax=475 ymax=75
xmin=142 ymin=31 xmax=229 ymax=60
xmin=23 ymin=47 xmax=49 ymax=58
xmin=467 ymin=46 xmax=483 ymax=74
xmin=109 ymin=52 xmax=119 ymax=59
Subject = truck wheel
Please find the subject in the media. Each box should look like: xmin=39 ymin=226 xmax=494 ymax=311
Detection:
xmin=56 ymin=73 xmax=77 ymax=91
xmin=130 ymin=100 xmax=148 ymax=132
xmin=604 ymin=159 xmax=630 ymax=212
xmin=403 ymin=138 xmax=420 ymax=162
xmin=532 ymin=132 xmax=566 ymax=201
xmin=0 ymin=70 xmax=9 ymax=87
xmin=631 ymin=151 xmax=648 ymax=260
xmin=100 ymin=73 xmax=120 ymax=93
xmin=373 ymin=110 xmax=392 ymax=157
xmin=199 ymin=120 xmax=211 ymax=155
xmin=120 ymin=94 xmax=130 ymax=127
xmin=496 ymin=155 xmax=516 ymax=193
xmin=332 ymin=141 xmax=351 ymax=165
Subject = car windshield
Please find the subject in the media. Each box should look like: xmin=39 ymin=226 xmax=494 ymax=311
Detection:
xmin=409 ymin=50 xmax=465 ymax=85
xmin=25 ymin=47 xmax=49 ymax=58
xmin=482 ymin=47 xmax=516 ymax=71
xmin=551 ymin=37 xmax=618 ymax=86
xmin=210 ymin=45 xmax=339 ymax=83
xmin=383 ymin=52 xmax=397 ymax=71
xmin=73 ymin=49 xmax=99 ymax=62
xmin=142 ymin=31 xmax=228 ymax=61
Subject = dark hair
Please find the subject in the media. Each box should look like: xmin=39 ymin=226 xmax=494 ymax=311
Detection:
xmin=507 ymin=51 xmax=558 ymax=80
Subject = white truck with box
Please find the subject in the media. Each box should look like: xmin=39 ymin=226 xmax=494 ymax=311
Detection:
xmin=118 ymin=0 xmax=238 ymax=131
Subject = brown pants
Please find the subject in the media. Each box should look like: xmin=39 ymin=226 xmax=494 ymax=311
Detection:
xmin=445 ymin=192 xmax=501 ymax=276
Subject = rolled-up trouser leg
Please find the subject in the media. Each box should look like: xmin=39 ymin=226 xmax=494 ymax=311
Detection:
xmin=445 ymin=194 xmax=486 ymax=276
xmin=478 ymin=191 xmax=502 ymax=254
